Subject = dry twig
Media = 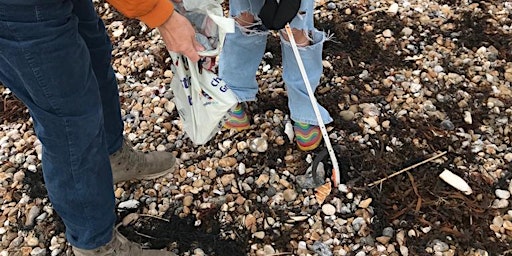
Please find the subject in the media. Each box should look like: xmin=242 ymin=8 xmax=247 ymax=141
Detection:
xmin=368 ymin=151 xmax=447 ymax=187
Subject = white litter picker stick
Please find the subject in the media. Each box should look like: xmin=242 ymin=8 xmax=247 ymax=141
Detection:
xmin=284 ymin=24 xmax=341 ymax=187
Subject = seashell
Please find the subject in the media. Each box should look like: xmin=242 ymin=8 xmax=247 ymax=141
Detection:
xmin=439 ymin=169 xmax=473 ymax=195
xmin=287 ymin=215 xmax=308 ymax=223
xmin=315 ymin=182 xmax=332 ymax=205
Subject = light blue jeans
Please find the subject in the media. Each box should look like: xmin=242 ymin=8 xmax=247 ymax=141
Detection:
xmin=218 ymin=0 xmax=333 ymax=125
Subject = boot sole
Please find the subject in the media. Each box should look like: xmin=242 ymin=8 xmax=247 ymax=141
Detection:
xmin=114 ymin=165 xmax=175 ymax=183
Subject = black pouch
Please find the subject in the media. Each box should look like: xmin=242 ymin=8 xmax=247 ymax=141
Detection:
xmin=311 ymin=145 xmax=347 ymax=186
xmin=258 ymin=0 xmax=302 ymax=30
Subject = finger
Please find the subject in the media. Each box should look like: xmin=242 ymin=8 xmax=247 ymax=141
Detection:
xmin=193 ymin=40 xmax=205 ymax=52
xmin=184 ymin=47 xmax=200 ymax=62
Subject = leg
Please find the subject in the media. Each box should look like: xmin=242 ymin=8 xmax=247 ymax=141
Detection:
xmin=218 ymin=0 xmax=268 ymax=102
xmin=280 ymin=0 xmax=333 ymax=125
xmin=71 ymin=0 xmax=124 ymax=154
xmin=0 ymin=1 xmax=115 ymax=249
xmin=70 ymin=0 xmax=175 ymax=184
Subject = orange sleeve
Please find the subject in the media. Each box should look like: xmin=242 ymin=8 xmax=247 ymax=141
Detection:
xmin=106 ymin=0 xmax=174 ymax=28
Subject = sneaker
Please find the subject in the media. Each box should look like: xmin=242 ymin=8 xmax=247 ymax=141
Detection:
xmin=223 ymin=103 xmax=250 ymax=131
xmin=110 ymin=139 xmax=176 ymax=183
xmin=294 ymin=122 xmax=322 ymax=151
xmin=73 ymin=226 xmax=176 ymax=256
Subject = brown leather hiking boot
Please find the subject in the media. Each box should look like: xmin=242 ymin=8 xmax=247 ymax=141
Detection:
xmin=72 ymin=227 xmax=176 ymax=256
xmin=110 ymin=140 xmax=176 ymax=183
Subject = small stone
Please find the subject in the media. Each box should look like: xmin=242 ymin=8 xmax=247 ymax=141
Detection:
xmin=25 ymin=206 xmax=40 ymax=226
xmin=164 ymin=70 xmax=173 ymax=78
xmin=339 ymin=110 xmax=355 ymax=121
xmin=492 ymin=198 xmax=509 ymax=209
xmin=245 ymin=214 xmax=256 ymax=228
xmin=249 ymin=138 xmax=268 ymax=153
xmin=118 ymin=199 xmax=140 ymax=209
xmin=322 ymin=60 xmax=332 ymax=69
xmin=387 ymin=3 xmax=399 ymax=15
xmin=463 ymin=111 xmax=472 ymax=124
xmin=283 ymin=189 xmax=298 ymax=202
xmin=164 ymin=101 xmax=175 ymax=113
xmin=490 ymin=224 xmax=501 ymax=233
xmin=193 ymin=248 xmax=205 ymax=256
xmin=322 ymin=204 xmax=336 ymax=216
xmin=382 ymin=227 xmax=394 ymax=237
xmin=192 ymin=179 xmax=204 ymax=188
xmin=492 ymin=216 xmax=504 ymax=227
xmin=399 ymin=246 xmax=409 ymax=256
xmin=238 ymin=163 xmax=246 ymax=175
xmin=382 ymin=29 xmax=393 ymax=38
xmin=122 ymin=213 xmax=139 ymax=226
xmin=220 ymin=174 xmax=235 ymax=186
xmin=504 ymin=153 xmax=512 ymax=163
xmin=440 ymin=120 xmax=455 ymax=130
xmin=505 ymin=70 xmax=512 ymax=82
xmin=421 ymin=226 xmax=432 ymax=233
xmin=219 ymin=157 xmax=237 ymax=168
xmin=376 ymin=236 xmax=391 ymax=244
xmin=13 ymin=170 xmax=25 ymax=183
xmin=326 ymin=2 xmax=337 ymax=10
xmin=358 ymin=198 xmax=372 ymax=209
xmin=363 ymin=117 xmax=378 ymax=128
xmin=253 ymin=231 xmax=265 ymax=239
xmin=495 ymin=189 xmax=510 ymax=199
xmin=312 ymin=241 xmax=332 ymax=256
xmin=503 ymin=220 xmax=512 ymax=231
xmin=263 ymin=245 xmax=275 ymax=254
xmin=30 ymin=247 xmax=46 ymax=256
xmin=432 ymin=240 xmax=449 ymax=252
xmin=235 ymin=195 xmax=245 ymax=205
xmin=26 ymin=236 xmax=39 ymax=247
xmin=255 ymin=174 xmax=269 ymax=187
xmin=183 ymin=195 xmax=194 ymax=207
xmin=401 ymin=27 xmax=413 ymax=36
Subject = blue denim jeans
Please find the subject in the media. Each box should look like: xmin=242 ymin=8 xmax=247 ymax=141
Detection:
xmin=218 ymin=0 xmax=333 ymax=125
xmin=0 ymin=0 xmax=122 ymax=249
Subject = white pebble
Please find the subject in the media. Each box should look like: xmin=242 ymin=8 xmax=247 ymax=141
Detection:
xmin=463 ymin=111 xmax=472 ymax=124
xmin=504 ymin=153 xmax=512 ymax=163
xmin=492 ymin=198 xmax=509 ymax=209
xmin=118 ymin=199 xmax=140 ymax=209
xmin=387 ymin=3 xmax=399 ymax=15
xmin=322 ymin=204 xmax=336 ymax=216
xmin=253 ymin=231 xmax=265 ymax=239
xmin=495 ymin=189 xmax=510 ymax=200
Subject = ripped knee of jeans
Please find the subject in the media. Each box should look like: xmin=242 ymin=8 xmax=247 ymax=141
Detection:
xmin=279 ymin=28 xmax=313 ymax=47
xmin=233 ymin=12 xmax=268 ymax=35
xmin=280 ymin=29 xmax=327 ymax=49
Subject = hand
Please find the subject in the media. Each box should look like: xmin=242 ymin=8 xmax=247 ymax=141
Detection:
xmin=158 ymin=11 xmax=204 ymax=62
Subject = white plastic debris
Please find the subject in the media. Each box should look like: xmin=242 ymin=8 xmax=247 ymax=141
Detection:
xmin=439 ymin=169 xmax=473 ymax=195
xmin=118 ymin=199 xmax=140 ymax=209
xmin=284 ymin=118 xmax=294 ymax=142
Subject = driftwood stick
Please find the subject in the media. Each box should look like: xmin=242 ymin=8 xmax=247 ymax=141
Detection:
xmin=357 ymin=7 xmax=387 ymax=18
xmin=368 ymin=151 xmax=447 ymax=187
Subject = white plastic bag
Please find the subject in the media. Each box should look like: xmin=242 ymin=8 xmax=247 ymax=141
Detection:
xmin=169 ymin=0 xmax=236 ymax=145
